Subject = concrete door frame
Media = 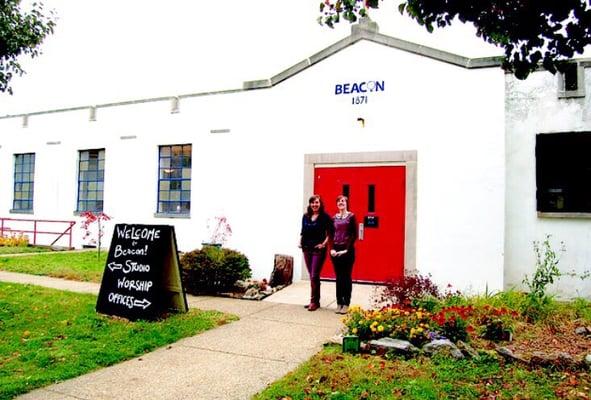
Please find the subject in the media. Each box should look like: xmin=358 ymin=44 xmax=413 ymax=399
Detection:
xmin=302 ymin=150 xmax=418 ymax=280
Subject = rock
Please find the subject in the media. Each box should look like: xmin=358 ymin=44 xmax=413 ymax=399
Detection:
xmin=422 ymin=339 xmax=464 ymax=359
xmin=585 ymin=354 xmax=591 ymax=367
xmin=457 ymin=340 xmax=479 ymax=359
xmin=326 ymin=334 xmax=343 ymax=345
xmin=529 ymin=351 xmax=578 ymax=370
xmin=242 ymin=287 xmax=264 ymax=300
xmin=495 ymin=346 xmax=528 ymax=364
xmin=269 ymin=254 xmax=293 ymax=287
xmin=368 ymin=338 xmax=419 ymax=355
xmin=575 ymin=326 xmax=591 ymax=336
xmin=234 ymin=280 xmax=250 ymax=290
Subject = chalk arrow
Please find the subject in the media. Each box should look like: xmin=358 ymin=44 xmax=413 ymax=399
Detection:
xmin=133 ymin=298 xmax=151 ymax=309
xmin=108 ymin=262 xmax=122 ymax=272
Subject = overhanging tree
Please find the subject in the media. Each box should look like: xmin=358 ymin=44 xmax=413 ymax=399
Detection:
xmin=319 ymin=0 xmax=591 ymax=79
xmin=0 ymin=0 xmax=55 ymax=94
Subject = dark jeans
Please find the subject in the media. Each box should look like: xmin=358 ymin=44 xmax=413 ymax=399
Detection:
xmin=303 ymin=248 xmax=326 ymax=305
xmin=331 ymin=247 xmax=355 ymax=306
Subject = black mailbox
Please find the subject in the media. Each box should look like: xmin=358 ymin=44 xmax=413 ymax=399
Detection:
xmin=364 ymin=215 xmax=379 ymax=228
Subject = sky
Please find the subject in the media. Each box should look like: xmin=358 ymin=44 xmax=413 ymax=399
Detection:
xmin=0 ymin=0 xmax=503 ymax=115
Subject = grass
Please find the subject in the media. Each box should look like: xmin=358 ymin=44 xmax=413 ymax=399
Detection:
xmin=0 ymin=246 xmax=53 ymax=255
xmin=253 ymin=345 xmax=590 ymax=400
xmin=0 ymin=250 xmax=106 ymax=282
xmin=0 ymin=282 xmax=237 ymax=400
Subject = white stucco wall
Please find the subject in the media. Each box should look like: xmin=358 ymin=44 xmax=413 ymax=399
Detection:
xmin=0 ymin=39 xmax=505 ymax=293
xmin=505 ymin=66 xmax=591 ymax=298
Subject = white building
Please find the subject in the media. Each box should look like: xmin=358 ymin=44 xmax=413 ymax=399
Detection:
xmin=0 ymin=20 xmax=589 ymax=297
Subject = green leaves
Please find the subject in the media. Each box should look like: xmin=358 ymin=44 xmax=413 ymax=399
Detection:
xmin=0 ymin=0 xmax=56 ymax=94
xmin=318 ymin=0 xmax=591 ymax=80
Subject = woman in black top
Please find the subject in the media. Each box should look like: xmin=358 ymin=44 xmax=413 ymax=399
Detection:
xmin=330 ymin=195 xmax=357 ymax=314
xmin=300 ymin=195 xmax=332 ymax=311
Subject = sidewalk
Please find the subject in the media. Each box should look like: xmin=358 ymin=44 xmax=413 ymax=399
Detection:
xmin=0 ymin=272 xmax=378 ymax=400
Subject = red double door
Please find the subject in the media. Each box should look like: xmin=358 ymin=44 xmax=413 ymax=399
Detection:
xmin=314 ymin=165 xmax=406 ymax=283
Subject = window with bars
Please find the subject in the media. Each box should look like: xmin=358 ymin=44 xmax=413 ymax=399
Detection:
xmin=77 ymin=149 xmax=105 ymax=212
xmin=157 ymin=144 xmax=191 ymax=214
xmin=536 ymin=132 xmax=591 ymax=213
xmin=558 ymin=63 xmax=586 ymax=99
xmin=12 ymin=153 xmax=35 ymax=212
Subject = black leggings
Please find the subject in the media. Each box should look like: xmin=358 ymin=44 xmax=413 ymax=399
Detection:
xmin=331 ymin=247 xmax=355 ymax=306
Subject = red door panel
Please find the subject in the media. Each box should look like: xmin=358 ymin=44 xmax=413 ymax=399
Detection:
xmin=315 ymin=166 xmax=405 ymax=283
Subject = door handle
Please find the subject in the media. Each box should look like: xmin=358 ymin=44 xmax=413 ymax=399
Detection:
xmin=358 ymin=223 xmax=364 ymax=241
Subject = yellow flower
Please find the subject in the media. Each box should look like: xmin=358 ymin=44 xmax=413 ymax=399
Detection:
xmin=352 ymin=328 xmax=358 ymax=334
xmin=377 ymin=325 xmax=384 ymax=332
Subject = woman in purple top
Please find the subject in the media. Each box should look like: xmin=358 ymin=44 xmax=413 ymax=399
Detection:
xmin=330 ymin=195 xmax=357 ymax=314
xmin=299 ymin=195 xmax=332 ymax=311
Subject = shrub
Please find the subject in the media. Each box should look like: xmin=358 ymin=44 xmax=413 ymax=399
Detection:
xmin=522 ymin=235 xmax=563 ymax=322
xmin=0 ymin=233 xmax=29 ymax=247
xmin=474 ymin=305 xmax=519 ymax=342
xmin=431 ymin=305 xmax=474 ymax=343
xmin=373 ymin=274 xmax=442 ymax=307
xmin=343 ymin=305 xmax=432 ymax=346
xmin=180 ymin=246 xmax=251 ymax=295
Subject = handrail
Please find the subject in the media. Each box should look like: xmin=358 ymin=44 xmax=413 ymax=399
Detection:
xmin=0 ymin=217 xmax=76 ymax=248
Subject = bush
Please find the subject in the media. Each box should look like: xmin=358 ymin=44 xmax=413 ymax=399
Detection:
xmin=180 ymin=246 xmax=251 ymax=295
xmin=522 ymin=235 xmax=563 ymax=322
xmin=0 ymin=233 xmax=29 ymax=247
xmin=431 ymin=306 xmax=475 ymax=343
xmin=372 ymin=274 xmax=442 ymax=307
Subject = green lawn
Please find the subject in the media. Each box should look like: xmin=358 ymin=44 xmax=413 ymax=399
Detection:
xmin=253 ymin=345 xmax=589 ymax=399
xmin=0 ymin=282 xmax=236 ymax=400
xmin=0 ymin=250 xmax=106 ymax=282
xmin=0 ymin=246 xmax=53 ymax=255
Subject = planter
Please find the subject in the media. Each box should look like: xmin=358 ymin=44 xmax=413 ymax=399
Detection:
xmin=342 ymin=335 xmax=360 ymax=353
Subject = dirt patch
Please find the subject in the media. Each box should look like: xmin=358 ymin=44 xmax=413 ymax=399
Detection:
xmin=502 ymin=319 xmax=591 ymax=360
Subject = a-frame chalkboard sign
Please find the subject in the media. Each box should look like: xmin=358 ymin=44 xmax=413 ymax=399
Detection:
xmin=96 ymin=224 xmax=188 ymax=321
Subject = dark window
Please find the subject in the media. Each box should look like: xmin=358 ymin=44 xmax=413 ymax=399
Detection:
xmin=158 ymin=144 xmax=191 ymax=214
xmin=342 ymin=184 xmax=350 ymax=199
xmin=13 ymin=153 xmax=35 ymax=211
xmin=536 ymin=132 xmax=591 ymax=213
xmin=563 ymin=64 xmax=579 ymax=91
xmin=368 ymin=184 xmax=376 ymax=212
xmin=77 ymin=149 xmax=105 ymax=212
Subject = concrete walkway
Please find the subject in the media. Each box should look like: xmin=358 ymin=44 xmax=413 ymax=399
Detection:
xmin=0 ymin=271 xmax=378 ymax=400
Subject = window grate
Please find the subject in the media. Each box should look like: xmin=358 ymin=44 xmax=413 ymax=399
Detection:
xmin=157 ymin=144 xmax=192 ymax=214
xmin=77 ymin=149 xmax=105 ymax=212
xmin=13 ymin=153 xmax=35 ymax=211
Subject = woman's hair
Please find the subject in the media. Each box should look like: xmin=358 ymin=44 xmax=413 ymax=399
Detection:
xmin=306 ymin=194 xmax=325 ymax=216
xmin=336 ymin=195 xmax=349 ymax=209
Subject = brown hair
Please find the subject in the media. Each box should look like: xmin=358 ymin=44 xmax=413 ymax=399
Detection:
xmin=306 ymin=194 xmax=325 ymax=216
xmin=336 ymin=195 xmax=349 ymax=209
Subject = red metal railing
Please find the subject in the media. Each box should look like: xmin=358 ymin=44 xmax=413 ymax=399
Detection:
xmin=0 ymin=217 xmax=76 ymax=248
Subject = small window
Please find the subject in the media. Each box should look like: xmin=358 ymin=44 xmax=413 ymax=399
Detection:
xmin=12 ymin=153 xmax=35 ymax=212
xmin=536 ymin=132 xmax=591 ymax=213
xmin=157 ymin=144 xmax=191 ymax=214
xmin=368 ymin=184 xmax=376 ymax=213
xmin=558 ymin=63 xmax=585 ymax=98
xmin=77 ymin=149 xmax=105 ymax=212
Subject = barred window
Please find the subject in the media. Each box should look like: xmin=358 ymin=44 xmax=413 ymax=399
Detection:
xmin=13 ymin=153 xmax=35 ymax=212
xmin=157 ymin=144 xmax=191 ymax=214
xmin=536 ymin=132 xmax=591 ymax=213
xmin=77 ymin=149 xmax=105 ymax=212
